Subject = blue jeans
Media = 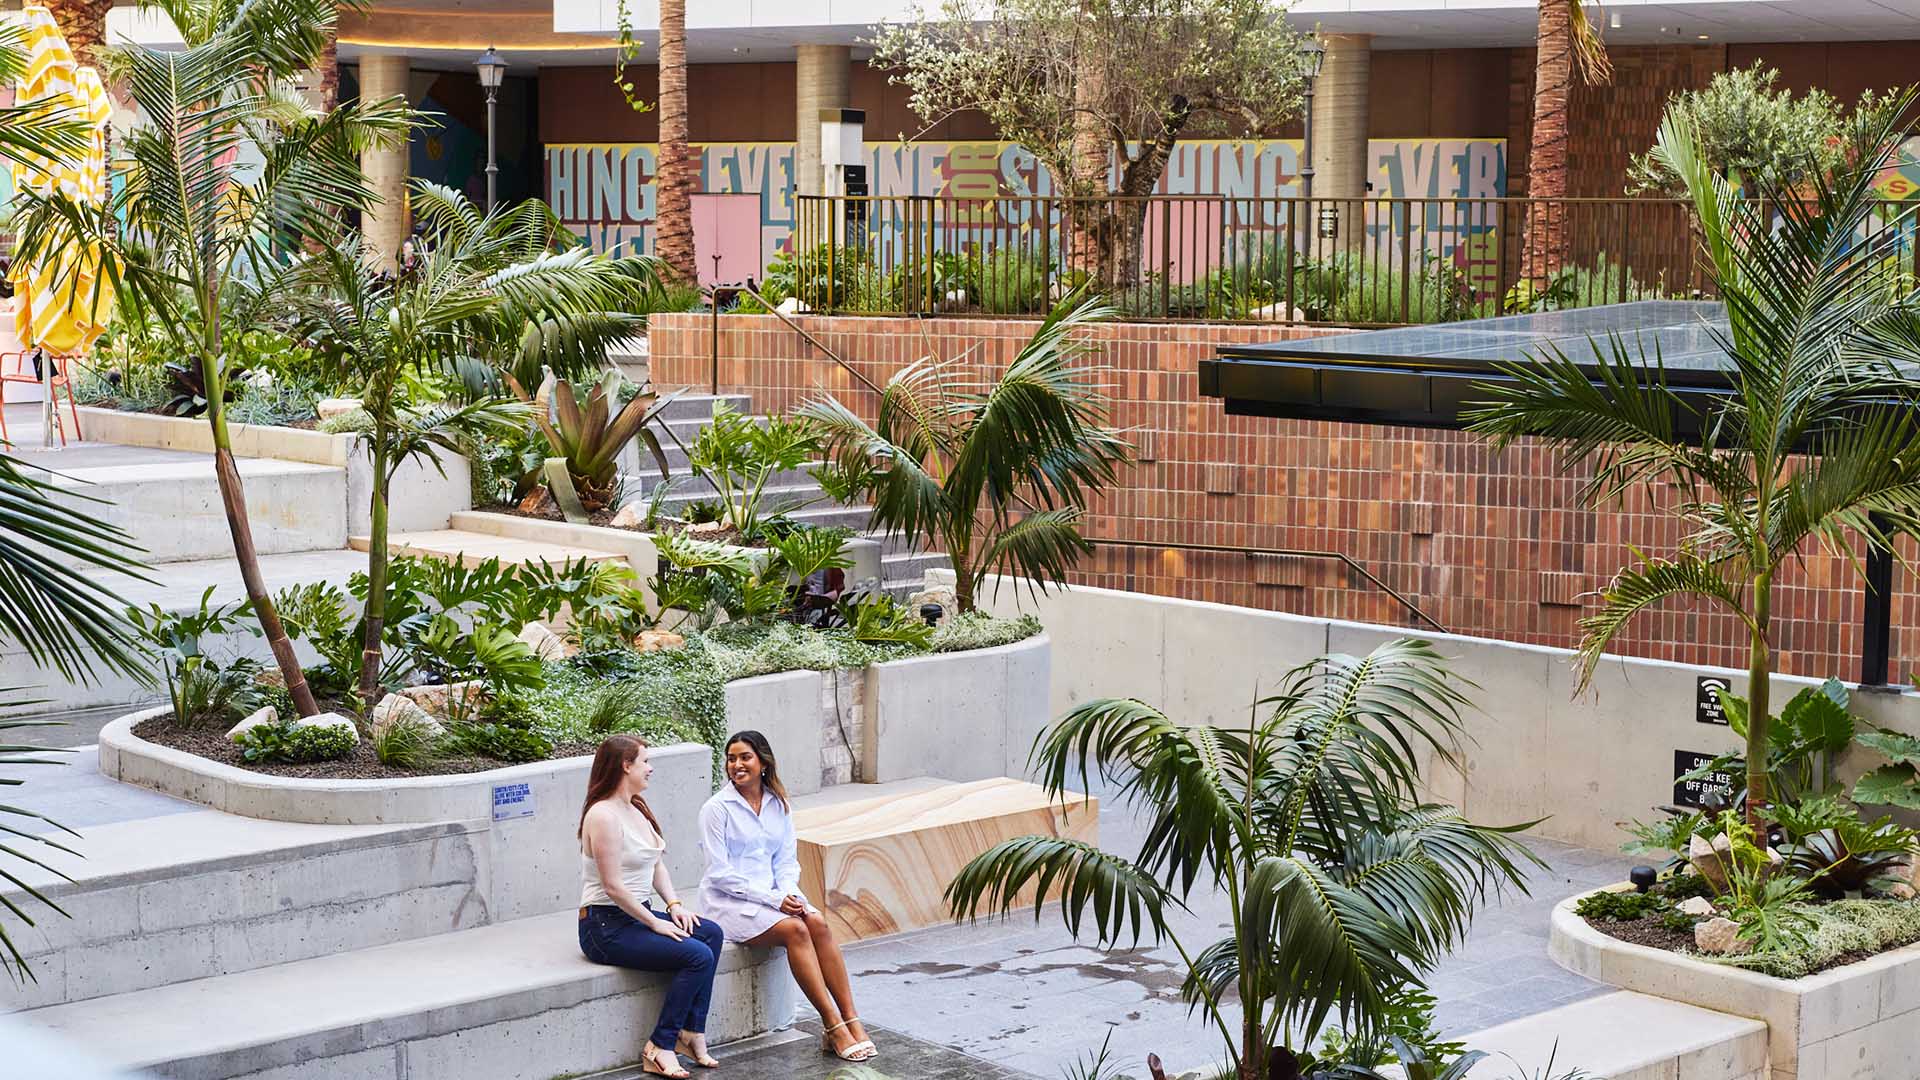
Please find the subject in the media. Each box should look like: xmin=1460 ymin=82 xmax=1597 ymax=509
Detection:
xmin=579 ymin=904 xmax=725 ymax=1051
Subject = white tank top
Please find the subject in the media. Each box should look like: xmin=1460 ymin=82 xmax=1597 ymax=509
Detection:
xmin=581 ymin=802 xmax=665 ymax=908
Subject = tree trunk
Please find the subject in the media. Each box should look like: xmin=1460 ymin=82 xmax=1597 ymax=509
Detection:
xmin=1064 ymin=43 xmax=1112 ymax=290
xmin=43 ymin=0 xmax=114 ymax=67
xmin=315 ymin=18 xmax=339 ymax=111
xmin=358 ymin=436 xmax=390 ymax=707
xmin=207 ymin=392 xmax=322 ymax=718
xmin=654 ymin=0 xmax=697 ymax=282
xmin=1522 ymin=0 xmax=1575 ymax=285
xmin=1745 ymin=570 xmax=1773 ymax=837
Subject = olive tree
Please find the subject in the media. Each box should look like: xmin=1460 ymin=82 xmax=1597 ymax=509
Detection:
xmin=869 ymin=0 xmax=1312 ymax=290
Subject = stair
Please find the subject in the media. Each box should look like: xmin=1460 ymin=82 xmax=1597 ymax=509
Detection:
xmin=16 ymin=906 xmax=795 ymax=1080
xmin=350 ymin=528 xmax=627 ymax=570
xmin=23 ymin=446 xmax=347 ymax=563
xmin=635 ymin=391 xmax=951 ymax=598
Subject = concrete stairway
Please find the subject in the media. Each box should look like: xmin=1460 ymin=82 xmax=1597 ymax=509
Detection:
xmin=631 ymin=391 xmax=950 ymax=596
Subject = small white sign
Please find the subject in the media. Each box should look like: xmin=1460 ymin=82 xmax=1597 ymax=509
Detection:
xmin=492 ymin=782 xmax=535 ymax=822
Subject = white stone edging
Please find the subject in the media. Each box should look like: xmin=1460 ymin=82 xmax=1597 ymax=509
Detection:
xmin=1549 ymin=888 xmax=1920 ymax=1078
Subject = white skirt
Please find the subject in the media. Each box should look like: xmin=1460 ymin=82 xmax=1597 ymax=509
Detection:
xmin=699 ymin=884 xmax=817 ymax=944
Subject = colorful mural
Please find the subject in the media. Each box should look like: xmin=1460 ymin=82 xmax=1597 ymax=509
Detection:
xmin=544 ymin=138 xmax=1509 ymax=265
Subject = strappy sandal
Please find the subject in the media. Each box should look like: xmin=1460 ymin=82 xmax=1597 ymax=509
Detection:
xmin=674 ymin=1034 xmax=720 ymax=1069
xmin=641 ymin=1044 xmax=691 ymax=1078
xmin=820 ymin=1019 xmax=878 ymax=1062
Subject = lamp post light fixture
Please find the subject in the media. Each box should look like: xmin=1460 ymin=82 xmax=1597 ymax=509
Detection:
xmin=474 ymin=46 xmax=508 ymax=211
xmin=1299 ymin=38 xmax=1324 ymax=203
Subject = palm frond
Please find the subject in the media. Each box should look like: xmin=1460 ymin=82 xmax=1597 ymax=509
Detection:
xmin=945 ymin=835 xmax=1181 ymax=947
xmin=1340 ymin=806 xmax=1543 ymax=957
xmin=1577 ymin=554 xmax=1749 ymax=688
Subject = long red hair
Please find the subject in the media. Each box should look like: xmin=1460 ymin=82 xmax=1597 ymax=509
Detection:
xmin=578 ymin=734 xmax=664 ymax=839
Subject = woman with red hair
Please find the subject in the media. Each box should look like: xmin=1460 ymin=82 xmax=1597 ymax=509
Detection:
xmin=577 ymin=735 xmax=724 ymax=1077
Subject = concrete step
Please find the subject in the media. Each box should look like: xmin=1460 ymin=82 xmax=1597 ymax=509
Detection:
xmin=621 ymin=465 xmax=821 ymax=502
xmin=1 ymin=811 xmax=491 ymax=1009
xmin=350 ymin=529 xmax=626 ymax=570
xmin=16 ymin=909 xmax=797 ymax=1080
xmin=1455 ymin=990 xmax=1766 ymax=1080
xmin=26 ymin=449 xmax=347 ymax=563
xmin=651 ymin=392 xmax=750 ymax=422
xmin=4 ymin=548 xmax=369 ymax=718
xmin=881 ymin=551 xmax=951 ymax=584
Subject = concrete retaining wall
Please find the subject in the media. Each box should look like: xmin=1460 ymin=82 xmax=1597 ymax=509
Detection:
xmin=1551 ymin=893 xmax=1920 ymax=1079
xmin=77 ymin=406 xmax=470 ymax=535
xmin=97 ymin=709 xmax=713 ymax=921
xmin=864 ymin=634 xmax=1054 ymax=784
xmin=979 ymin=581 xmax=1920 ymax=849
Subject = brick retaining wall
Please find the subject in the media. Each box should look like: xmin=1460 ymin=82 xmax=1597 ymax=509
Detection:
xmin=650 ymin=311 xmax=1915 ymax=680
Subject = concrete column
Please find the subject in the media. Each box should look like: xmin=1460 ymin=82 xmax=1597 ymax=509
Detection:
xmin=794 ymin=45 xmax=851 ymax=197
xmin=359 ymin=54 xmax=411 ymax=271
xmin=1310 ymin=34 xmax=1371 ymax=203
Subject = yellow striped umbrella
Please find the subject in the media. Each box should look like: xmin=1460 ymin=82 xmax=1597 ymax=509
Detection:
xmin=8 ymin=6 xmax=114 ymax=364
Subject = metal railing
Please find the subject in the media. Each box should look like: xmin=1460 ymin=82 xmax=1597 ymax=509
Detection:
xmin=788 ymin=194 xmax=1920 ymax=327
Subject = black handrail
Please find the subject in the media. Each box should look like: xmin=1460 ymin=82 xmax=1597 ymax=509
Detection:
xmin=1084 ymin=538 xmax=1448 ymax=634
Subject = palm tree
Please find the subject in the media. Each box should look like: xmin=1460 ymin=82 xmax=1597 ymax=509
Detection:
xmin=0 ymin=25 xmax=151 ymax=981
xmin=278 ymin=182 xmax=662 ymax=702
xmin=1520 ymin=0 xmax=1610 ymax=286
xmin=43 ymin=0 xmax=114 ymax=67
xmin=653 ymin=0 xmax=696 ymax=281
xmin=11 ymin=0 xmax=413 ymax=717
xmin=1468 ymin=91 xmax=1920 ymax=830
xmin=947 ymin=640 xmax=1540 ymax=1080
xmin=799 ymin=292 xmax=1132 ymax=614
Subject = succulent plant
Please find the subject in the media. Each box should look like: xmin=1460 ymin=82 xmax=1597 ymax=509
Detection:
xmin=517 ymin=369 xmax=675 ymax=514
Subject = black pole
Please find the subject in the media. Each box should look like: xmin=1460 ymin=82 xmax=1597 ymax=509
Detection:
xmin=1862 ymin=511 xmax=1894 ymax=687
xmin=484 ymin=85 xmax=499 ymax=212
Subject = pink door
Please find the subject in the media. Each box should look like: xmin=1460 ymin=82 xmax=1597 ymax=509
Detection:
xmin=692 ymin=193 xmax=762 ymax=287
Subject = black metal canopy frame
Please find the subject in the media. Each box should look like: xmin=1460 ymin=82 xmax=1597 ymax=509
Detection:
xmin=1197 ymin=301 xmax=1897 ymax=686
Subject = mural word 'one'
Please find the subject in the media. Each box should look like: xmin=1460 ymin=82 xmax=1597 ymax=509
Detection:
xmin=545 ymin=138 xmax=1509 ymax=267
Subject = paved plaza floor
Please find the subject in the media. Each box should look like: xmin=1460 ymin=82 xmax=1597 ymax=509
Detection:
xmin=11 ymin=723 xmax=1634 ymax=1079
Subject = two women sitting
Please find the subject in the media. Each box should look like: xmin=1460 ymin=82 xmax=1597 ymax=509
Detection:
xmin=576 ymin=731 xmax=877 ymax=1078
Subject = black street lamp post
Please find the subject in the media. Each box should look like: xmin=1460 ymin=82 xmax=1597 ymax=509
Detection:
xmin=1299 ymin=39 xmax=1325 ymax=202
xmin=474 ymin=46 xmax=508 ymax=211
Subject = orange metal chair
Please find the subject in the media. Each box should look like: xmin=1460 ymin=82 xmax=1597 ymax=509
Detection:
xmin=0 ymin=349 xmax=85 ymax=446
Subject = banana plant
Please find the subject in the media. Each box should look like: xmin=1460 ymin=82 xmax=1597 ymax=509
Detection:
xmin=517 ymin=369 xmax=678 ymax=520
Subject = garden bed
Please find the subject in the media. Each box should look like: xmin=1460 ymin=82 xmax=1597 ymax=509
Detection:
xmin=129 ymin=713 xmax=597 ymax=780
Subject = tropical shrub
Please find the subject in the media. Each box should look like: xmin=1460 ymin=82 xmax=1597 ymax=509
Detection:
xmin=234 ymin=720 xmax=357 ymax=765
xmin=975 ymin=247 xmax=1051 ymax=314
xmin=685 ymin=403 xmax=823 ymax=539
xmin=804 ymin=291 xmax=1132 ymax=613
xmin=946 ymin=639 xmax=1539 ymax=1079
xmin=126 ymin=589 xmax=263 ymax=726
xmin=519 ymin=369 xmax=675 ymax=516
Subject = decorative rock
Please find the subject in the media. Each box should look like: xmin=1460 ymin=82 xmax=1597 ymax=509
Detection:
xmin=518 ymin=487 xmax=556 ymax=515
xmin=316 ymin=397 xmax=364 ymax=419
xmin=1247 ymin=301 xmax=1307 ymax=323
xmin=906 ymin=568 xmax=959 ymax=628
xmin=294 ymin=711 xmax=360 ymax=745
xmin=1689 ymin=833 xmax=1736 ymax=894
xmin=1695 ymin=916 xmax=1748 ymax=955
xmin=634 ymin=629 xmax=686 ymax=653
xmin=226 ymin=705 xmax=279 ymax=742
xmin=608 ymin=503 xmax=644 ymax=529
xmin=775 ymin=296 xmax=809 ymax=316
xmin=397 ymin=680 xmax=483 ymax=720
xmin=1890 ymin=882 xmax=1916 ymax=900
xmin=370 ymin=694 xmax=444 ymax=739
xmin=1678 ymin=896 xmax=1716 ymax=917
xmin=683 ymin=520 xmax=730 ymax=540
xmin=517 ymin=622 xmax=567 ymax=662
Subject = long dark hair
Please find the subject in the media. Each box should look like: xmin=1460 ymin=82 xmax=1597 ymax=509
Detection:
xmin=578 ymin=734 xmax=664 ymax=839
xmin=725 ymin=729 xmax=790 ymax=809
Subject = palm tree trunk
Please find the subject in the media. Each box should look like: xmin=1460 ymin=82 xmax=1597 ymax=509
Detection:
xmin=206 ymin=388 xmax=322 ymax=718
xmin=315 ymin=18 xmax=339 ymax=111
xmin=654 ymin=0 xmax=697 ymax=282
xmin=1746 ymin=570 xmax=1773 ymax=836
xmin=1522 ymin=0 xmax=1574 ymax=285
xmin=358 ymin=435 xmax=390 ymax=706
xmin=44 ymin=0 xmax=114 ymax=67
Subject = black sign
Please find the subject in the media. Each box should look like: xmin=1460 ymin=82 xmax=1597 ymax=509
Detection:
xmin=1674 ymin=749 xmax=1736 ymax=809
xmin=1697 ymin=676 xmax=1732 ymax=726
xmin=1316 ymin=207 xmax=1339 ymax=239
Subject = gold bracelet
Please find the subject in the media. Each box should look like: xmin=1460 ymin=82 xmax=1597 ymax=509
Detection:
xmin=666 ymin=900 xmax=684 ymax=910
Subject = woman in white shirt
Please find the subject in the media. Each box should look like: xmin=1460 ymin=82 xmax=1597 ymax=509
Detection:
xmin=698 ymin=730 xmax=877 ymax=1062
xmin=579 ymin=735 xmax=725 ymax=1078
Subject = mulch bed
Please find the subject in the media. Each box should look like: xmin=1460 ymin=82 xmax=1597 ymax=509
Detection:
xmin=132 ymin=714 xmax=593 ymax=780
xmin=83 ymin=400 xmax=320 ymax=430
xmin=1586 ymin=915 xmax=1698 ymax=954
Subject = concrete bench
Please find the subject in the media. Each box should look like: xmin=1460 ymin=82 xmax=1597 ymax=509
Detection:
xmin=17 ymin=909 xmax=799 ymax=1080
xmin=1458 ymin=991 xmax=1768 ymax=1080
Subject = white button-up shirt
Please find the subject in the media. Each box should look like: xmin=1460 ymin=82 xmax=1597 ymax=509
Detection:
xmin=697 ymin=783 xmax=811 ymax=941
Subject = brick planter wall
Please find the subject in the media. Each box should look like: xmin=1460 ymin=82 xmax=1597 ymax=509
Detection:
xmin=650 ymin=312 xmax=1916 ymax=680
